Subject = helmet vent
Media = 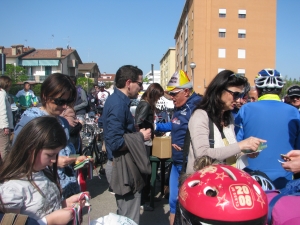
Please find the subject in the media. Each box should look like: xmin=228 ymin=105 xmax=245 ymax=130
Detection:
xmin=187 ymin=180 xmax=200 ymax=188
xmin=203 ymin=186 xmax=218 ymax=197
xmin=253 ymin=184 xmax=261 ymax=195
xmin=220 ymin=166 xmax=237 ymax=181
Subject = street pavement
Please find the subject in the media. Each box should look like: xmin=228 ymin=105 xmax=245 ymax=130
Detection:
xmin=82 ymin=164 xmax=170 ymax=225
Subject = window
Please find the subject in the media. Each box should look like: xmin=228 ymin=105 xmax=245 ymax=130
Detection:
xmin=218 ymin=68 xmax=225 ymax=73
xmin=238 ymin=29 xmax=246 ymax=38
xmin=219 ymin=9 xmax=226 ymax=18
xmin=219 ymin=28 xmax=226 ymax=38
xmin=238 ymin=49 xmax=246 ymax=59
xmin=218 ymin=48 xmax=226 ymax=58
xmin=237 ymin=69 xmax=246 ymax=76
xmin=238 ymin=9 xmax=246 ymax=18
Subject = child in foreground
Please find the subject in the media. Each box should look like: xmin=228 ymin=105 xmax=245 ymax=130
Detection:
xmin=0 ymin=116 xmax=90 ymax=225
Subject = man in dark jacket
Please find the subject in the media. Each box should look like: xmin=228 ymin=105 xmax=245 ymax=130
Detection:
xmin=100 ymin=65 xmax=151 ymax=224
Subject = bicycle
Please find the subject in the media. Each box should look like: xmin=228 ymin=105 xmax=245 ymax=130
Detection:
xmin=80 ymin=117 xmax=107 ymax=175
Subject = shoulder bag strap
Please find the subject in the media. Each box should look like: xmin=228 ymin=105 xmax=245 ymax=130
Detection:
xmin=13 ymin=214 xmax=28 ymax=225
xmin=208 ymin=117 xmax=214 ymax=148
xmin=181 ymin=129 xmax=190 ymax=174
xmin=0 ymin=213 xmax=16 ymax=225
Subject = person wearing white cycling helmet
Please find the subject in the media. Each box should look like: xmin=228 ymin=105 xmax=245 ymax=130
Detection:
xmin=97 ymin=82 xmax=110 ymax=115
xmin=235 ymin=69 xmax=300 ymax=189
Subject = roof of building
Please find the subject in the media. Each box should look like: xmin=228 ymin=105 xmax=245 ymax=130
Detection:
xmin=98 ymin=73 xmax=115 ymax=82
xmin=78 ymin=63 xmax=98 ymax=70
xmin=1 ymin=46 xmax=35 ymax=58
xmin=21 ymin=48 xmax=81 ymax=61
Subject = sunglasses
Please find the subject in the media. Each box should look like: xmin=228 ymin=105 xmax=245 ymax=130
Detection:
xmin=168 ymin=89 xmax=184 ymax=97
xmin=52 ymin=97 xmax=74 ymax=106
xmin=290 ymin=96 xmax=300 ymax=100
xmin=225 ymin=89 xmax=244 ymax=100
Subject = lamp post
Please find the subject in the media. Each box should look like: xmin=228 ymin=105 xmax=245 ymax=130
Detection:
xmin=190 ymin=62 xmax=196 ymax=87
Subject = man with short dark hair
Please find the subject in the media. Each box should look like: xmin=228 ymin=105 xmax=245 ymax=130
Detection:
xmin=100 ymin=65 xmax=151 ymax=224
xmin=16 ymin=82 xmax=38 ymax=111
xmin=287 ymin=85 xmax=300 ymax=109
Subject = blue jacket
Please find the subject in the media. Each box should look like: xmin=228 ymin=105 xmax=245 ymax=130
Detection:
xmin=100 ymin=88 xmax=135 ymax=161
xmin=235 ymin=95 xmax=300 ymax=189
xmin=157 ymin=93 xmax=201 ymax=165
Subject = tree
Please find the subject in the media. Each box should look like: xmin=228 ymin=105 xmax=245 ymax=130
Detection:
xmin=143 ymin=76 xmax=149 ymax=83
xmin=77 ymin=77 xmax=94 ymax=92
xmin=4 ymin=64 xmax=28 ymax=84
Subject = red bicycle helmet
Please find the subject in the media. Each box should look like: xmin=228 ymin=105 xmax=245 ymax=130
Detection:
xmin=179 ymin=164 xmax=268 ymax=225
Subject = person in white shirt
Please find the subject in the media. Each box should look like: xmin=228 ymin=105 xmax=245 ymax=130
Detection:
xmin=0 ymin=76 xmax=13 ymax=161
xmin=97 ymin=82 xmax=110 ymax=115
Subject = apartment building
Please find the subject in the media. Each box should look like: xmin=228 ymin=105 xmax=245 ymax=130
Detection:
xmin=160 ymin=47 xmax=176 ymax=89
xmin=175 ymin=0 xmax=276 ymax=94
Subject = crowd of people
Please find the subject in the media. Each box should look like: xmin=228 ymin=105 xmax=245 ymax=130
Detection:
xmin=1 ymin=66 xmax=300 ymax=225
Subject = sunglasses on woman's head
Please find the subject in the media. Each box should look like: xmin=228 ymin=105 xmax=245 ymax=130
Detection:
xmin=224 ymin=89 xmax=244 ymax=100
xmin=52 ymin=97 xmax=74 ymax=106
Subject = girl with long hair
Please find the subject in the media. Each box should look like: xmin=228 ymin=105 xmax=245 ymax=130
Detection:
xmin=186 ymin=70 xmax=265 ymax=173
xmin=0 ymin=116 xmax=89 ymax=225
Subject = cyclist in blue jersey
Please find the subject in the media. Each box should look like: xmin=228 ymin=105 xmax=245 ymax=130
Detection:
xmin=235 ymin=69 xmax=300 ymax=189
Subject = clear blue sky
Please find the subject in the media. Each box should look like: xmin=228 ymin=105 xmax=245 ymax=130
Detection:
xmin=0 ymin=0 xmax=299 ymax=79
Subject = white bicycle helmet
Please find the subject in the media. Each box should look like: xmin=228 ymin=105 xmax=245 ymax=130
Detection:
xmin=99 ymin=81 xmax=105 ymax=87
xmin=255 ymin=68 xmax=285 ymax=89
xmin=251 ymin=174 xmax=276 ymax=191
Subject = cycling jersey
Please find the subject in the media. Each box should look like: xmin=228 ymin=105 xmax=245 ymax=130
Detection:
xmin=15 ymin=89 xmax=38 ymax=108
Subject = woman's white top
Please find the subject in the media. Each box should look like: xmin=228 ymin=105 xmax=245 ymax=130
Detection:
xmin=0 ymin=171 xmax=61 ymax=220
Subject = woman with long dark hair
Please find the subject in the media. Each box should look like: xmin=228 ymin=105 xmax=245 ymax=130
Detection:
xmin=186 ymin=70 xmax=265 ymax=173
xmin=13 ymin=73 xmax=90 ymax=198
xmin=135 ymin=83 xmax=164 ymax=209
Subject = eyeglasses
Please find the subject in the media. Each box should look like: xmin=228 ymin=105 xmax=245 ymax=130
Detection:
xmin=133 ymin=81 xmax=143 ymax=88
xmin=168 ymin=89 xmax=184 ymax=97
xmin=51 ymin=97 xmax=74 ymax=106
xmin=224 ymin=89 xmax=244 ymax=100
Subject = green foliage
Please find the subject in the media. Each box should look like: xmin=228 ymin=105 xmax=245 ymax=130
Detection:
xmin=280 ymin=76 xmax=300 ymax=98
xmin=4 ymin=64 xmax=28 ymax=84
xmin=77 ymin=77 xmax=94 ymax=92
xmin=105 ymin=81 xmax=113 ymax=89
xmin=143 ymin=76 xmax=149 ymax=83
xmin=9 ymin=84 xmax=22 ymax=95
xmin=31 ymin=84 xmax=42 ymax=97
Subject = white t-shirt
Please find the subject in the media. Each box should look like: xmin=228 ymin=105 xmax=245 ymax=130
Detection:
xmin=97 ymin=91 xmax=110 ymax=108
xmin=0 ymin=171 xmax=61 ymax=220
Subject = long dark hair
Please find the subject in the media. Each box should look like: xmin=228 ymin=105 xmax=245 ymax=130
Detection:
xmin=0 ymin=116 xmax=67 ymax=193
xmin=41 ymin=73 xmax=77 ymax=107
xmin=195 ymin=70 xmax=248 ymax=128
xmin=141 ymin=83 xmax=164 ymax=111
